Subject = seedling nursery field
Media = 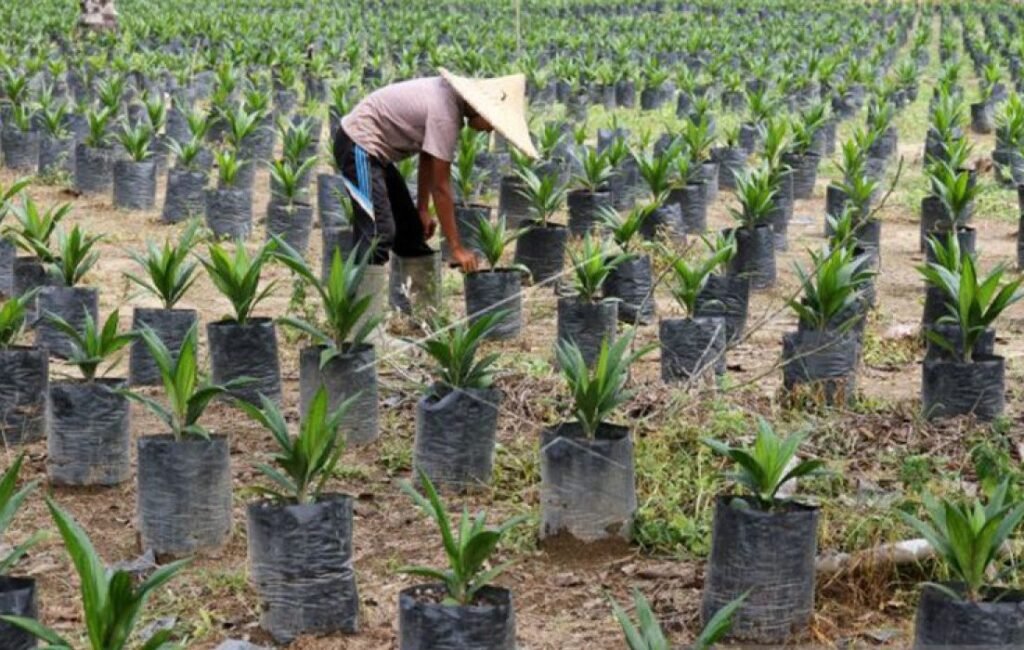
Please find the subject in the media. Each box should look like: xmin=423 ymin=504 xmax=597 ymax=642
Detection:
xmin=3 ymin=0 xmax=1024 ymax=648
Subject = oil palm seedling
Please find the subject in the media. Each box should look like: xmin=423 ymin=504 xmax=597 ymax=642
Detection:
xmin=162 ymin=136 xmax=209 ymax=223
xmin=3 ymin=195 xmax=69 ymax=307
xmin=396 ymin=470 xmax=525 ymax=648
xmin=450 ymin=128 xmax=492 ymax=258
xmin=0 ymin=290 xmax=47 ymax=445
xmin=694 ymin=230 xmax=749 ymax=344
xmin=993 ymin=93 xmax=1024 ymax=185
xmin=602 ymin=203 xmax=656 ymax=325
xmin=727 ymin=164 xmax=778 ymax=290
xmin=239 ymin=387 xmax=360 ymax=642
xmin=926 ymin=89 xmax=966 ymax=164
xmin=635 ymin=148 xmax=680 ymax=241
xmin=466 ymin=216 xmax=527 ymax=340
xmin=701 ymin=419 xmax=825 ymax=642
xmin=121 ymin=320 xmax=244 ymax=558
xmin=0 ymin=176 xmax=31 ymax=297
xmin=612 ymin=589 xmax=747 ymax=650
xmin=273 ymin=241 xmax=381 ymax=445
xmin=113 ymin=122 xmax=157 ymax=210
xmin=760 ymin=117 xmax=794 ymax=249
xmin=660 ymin=243 xmax=734 ymax=384
xmin=43 ymin=310 xmax=134 ymax=486
xmin=971 ymin=63 xmax=999 ymax=135
xmin=206 ymin=147 xmax=253 ymax=239
xmin=0 ymin=453 xmax=44 ymax=647
xmin=918 ymin=254 xmax=1023 ymax=420
xmin=924 ymin=161 xmax=978 ymax=247
xmin=784 ymin=105 xmax=826 ymax=199
xmin=124 ymin=220 xmax=202 ymax=385
xmin=1 ymin=497 xmax=188 ymax=649
xmin=74 ymin=106 xmax=116 ymax=194
xmin=902 ymin=482 xmax=1024 ymax=646
xmin=512 ymin=166 xmax=569 ymax=284
xmin=35 ymin=225 xmax=102 ymax=359
xmin=670 ymin=149 xmax=709 ymax=235
xmin=788 ymin=245 xmax=874 ymax=334
xmin=542 ymin=331 xmax=653 ymax=543
xmin=266 ymin=157 xmax=318 ymax=252
xmin=413 ymin=310 xmax=507 ymax=488
xmin=0 ymin=104 xmax=39 ymax=173
xmin=37 ymin=99 xmax=73 ymax=177
xmin=919 ymin=231 xmax=973 ymax=330
xmin=568 ymin=146 xmax=613 ymax=236
xmin=201 ymin=239 xmax=282 ymax=405
xmin=557 ymin=234 xmax=627 ymax=367
xmin=782 ymin=244 xmax=873 ymax=405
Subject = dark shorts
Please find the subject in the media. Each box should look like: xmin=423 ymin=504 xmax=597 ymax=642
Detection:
xmin=333 ymin=127 xmax=432 ymax=264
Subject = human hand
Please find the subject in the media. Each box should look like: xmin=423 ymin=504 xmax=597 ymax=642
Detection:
xmin=450 ymin=246 xmax=479 ymax=273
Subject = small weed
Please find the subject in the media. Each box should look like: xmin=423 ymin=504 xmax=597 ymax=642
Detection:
xmin=283 ymin=272 xmax=319 ymax=345
xmin=972 ymin=181 xmax=1018 ymax=224
xmin=36 ymin=168 xmax=70 ymax=187
xmin=862 ymin=328 xmax=919 ymax=368
xmin=632 ymin=401 xmax=747 ymax=557
xmin=377 ymin=433 xmax=413 ymax=475
xmin=332 ymin=462 xmax=372 ymax=482
xmin=970 ymin=429 xmax=1024 ymax=501
xmin=491 ymin=439 xmax=539 ymax=504
xmin=898 ymin=454 xmax=936 ymax=494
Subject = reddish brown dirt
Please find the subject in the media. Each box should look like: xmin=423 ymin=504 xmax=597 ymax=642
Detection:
xmin=2 ymin=96 xmax=1023 ymax=649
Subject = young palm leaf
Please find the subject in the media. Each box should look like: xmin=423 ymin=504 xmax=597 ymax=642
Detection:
xmin=922 ymin=254 xmax=1024 ymax=362
xmin=515 ymin=167 xmax=567 ymax=226
xmin=611 ymin=588 xmax=745 ymax=650
xmin=599 ymin=204 xmax=654 ymax=255
xmin=0 ymin=454 xmax=45 ymax=574
xmin=693 ymin=591 xmax=749 ymax=650
xmin=611 ymin=590 xmax=669 ymax=650
xmin=398 ymin=470 xmax=527 ymax=605
xmin=568 ymin=234 xmax=629 ymax=302
xmin=124 ymin=220 xmax=203 ymax=309
xmin=788 ymin=245 xmax=874 ymax=332
xmin=269 ymin=157 xmax=318 ymax=204
xmin=200 ymin=239 xmax=278 ymax=325
xmin=702 ymin=418 xmax=826 ymax=509
xmin=900 ymin=481 xmax=1024 ymax=602
xmin=3 ymin=196 xmax=72 ymax=262
xmin=119 ymin=324 xmax=244 ymax=441
xmin=272 ymin=238 xmax=380 ymax=361
xmin=418 ymin=311 xmax=508 ymax=391
xmin=0 ymin=497 xmax=188 ymax=650
xmin=0 ymin=290 xmax=40 ymax=349
xmin=238 ymin=387 xmax=352 ymax=504
xmin=728 ymin=165 xmax=777 ymax=229
xmin=573 ymin=146 xmax=614 ymax=192
xmin=44 ymin=310 xmax=135 ymax=381
xmin=667 ymin=245 xmax=735 ymax=317
xmin=117 ymin=122 xmax=153 ymax=162
xmin=471 ymin=216 xmax=526 ymax=271
xmin=48 ymin=225 xmax=102 ymax=287
xmin=556 ymin=330 xmax=654 ymax=437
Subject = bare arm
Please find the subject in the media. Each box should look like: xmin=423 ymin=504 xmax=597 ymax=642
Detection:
xmin=417 ymin=152 xmax=433 ymax=216
xmin=428 ymin=155 xmax=458 ymax=248
xmin=428 ymin=154 xmax=478 ymax=271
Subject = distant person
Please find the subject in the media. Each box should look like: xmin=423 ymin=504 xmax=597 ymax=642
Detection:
xmin=335 ymin=69 xmax=537 ymax=273
xmin=80 ymin=0 xmax=118 ymax=30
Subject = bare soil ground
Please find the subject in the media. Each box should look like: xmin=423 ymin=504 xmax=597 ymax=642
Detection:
xmin=4 ymin=34 xmax=1024 ymax=650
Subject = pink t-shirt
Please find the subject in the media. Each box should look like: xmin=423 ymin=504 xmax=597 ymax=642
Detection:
xmin=341 ymin=77 xmax=464 ymax=163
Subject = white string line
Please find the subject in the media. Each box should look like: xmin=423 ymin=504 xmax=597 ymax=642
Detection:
xmin=355 ymin=233 xmax=609 ymax=374
xmin=359 ymin=240 xmax=631 ymax=428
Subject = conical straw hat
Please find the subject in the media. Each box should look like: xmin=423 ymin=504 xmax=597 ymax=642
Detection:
xmin=440 ymin=68 xmax=538 ymax=159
